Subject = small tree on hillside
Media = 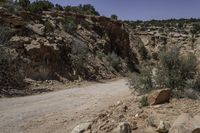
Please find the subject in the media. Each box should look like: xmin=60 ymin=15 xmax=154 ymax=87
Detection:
xmin=82 ymin=4 xmax=100 ymax=16
xmin=18 ymin=0 xmax=30 ymax=8
xmin=111 ymin=14 xmax=118 ymax=21
xmin=55 ymin=4 xmax=63 ymax=10
xmin=191 ymin=23 xmax=200 ymax=35
xmin=28 ymin=0 xmax=54 ymax=13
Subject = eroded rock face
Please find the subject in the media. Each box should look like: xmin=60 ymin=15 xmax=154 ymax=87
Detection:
xmin=169 ymin=113 xmax=200 ymax=133
xmin=0 ymin=6 xmax=140 ymax=83
xmin=148 ymin=88 xmax=171 ymax=105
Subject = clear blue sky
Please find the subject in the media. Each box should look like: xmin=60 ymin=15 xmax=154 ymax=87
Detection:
xmin=48 ymin=0 xmax=200 ymax=20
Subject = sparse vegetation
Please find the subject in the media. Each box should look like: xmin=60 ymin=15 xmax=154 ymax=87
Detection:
xmin=106 ymin=52 xmax=122 ymax=72
xmin=55 ymin=4 xmax=63 ymax=11
xmin=63 ymin=16 xmax=78 ymax=34
xmin=139 ymin=96 xmax=149 ymax=107
xmin=111 ymin=14 xmax=118 ymax=21
xmin=0 ymin=47 xmax=26 ymax=97
xmin=191 ymin=23 xmax=200 ymax=35
xmin=157 ymin=47 xmax=197 ymax=90
xmin=0 ymin=25 xmax=14 ymax=45
xmin=64 ymin=4 xmax=100 ymax=16
xmin=138 ymin=45 xmax=149 ymax=60
xmin=18 ymin=0 xmax=30 ymax=9
xmin=44 ymin=21 xmax=54 ymax=33
xmin=129 ymin=46 xmax=198 ymax=96
xmin=129 ymin=66 xmax=153 ymax=94
xmin=27 ymin=0 xmax=54 ymax=13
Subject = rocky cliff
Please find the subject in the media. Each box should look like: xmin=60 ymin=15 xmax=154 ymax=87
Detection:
xmin=0 ymin=7 xmax=142 ymax=96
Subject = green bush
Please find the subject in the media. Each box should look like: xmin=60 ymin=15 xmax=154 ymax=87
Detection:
xmin=81 ymin=4 xmax=100 ymax=16
xmin=157 ymin=47 xmax=197 ymax=89
xmin=139 ymin=96 xmax=149 ymax=107
xmin=28 ymin=0 xmax=54 ymax=13
xmin=55 ymin=4 xmax=63 ymax=11
xmin=139 ymin=45 xmax=149 ymax=60
xmin=44 ymin=21 xmax=54 ymax=33
xmin=191 ymin=23 xmax=200 ymax=35
xmin=111 ymin=14 xmax=118 ymax=21
xmin=129 ymin=66 xmax=153 ymax=94
xmin=106 ymin=52 xmax=122 ymax=71
xmin=0 ymin=47 xmax=26 ymax=97
xmin=63 ymin=16 xmax=77 ymax=34
xmin=64 ymin=4 xmax=100 ymax=16
xmin=129 ymin=46 xmax=198 ymax=95
xmin=69 ymin=39 xmax=90 ymax=79
xmin=18 ymin=0 xmax=30 ymax=8
xmin=0 ymin=25 xmax=14 ymax=45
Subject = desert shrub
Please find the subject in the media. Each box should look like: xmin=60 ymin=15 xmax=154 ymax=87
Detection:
xmin=64 ymin=4 xmax=100 ymax=16
xmin=138 ymin=45 xmax=149 ymax=60
xmin=111 ymin=14 xmax=118 ymax=21
xmin=44 ymin=21 xmax=54 ymax=33
xmin=139 ymin=96 xmax=149 ymax=107
xmin=157 ymin=47 xmax=197 ymax=89
xmin=70 ymin=54 xmax=88 ymax=74
xmin=129 ymin=66 xmax=153 ymax=94
xmin=0 ymin=47 xmax=26 ymax=97
xmin=18 ymin=0 xmax=30 ymax=8
xmin=0 ymin=25 xmax=15 ymax=45
xmin=69 ymin=39 xmax=91 ymax=79
xmin=129 ymin=46 xmax=198 ymax=95
xmin=81 ymin=4 xmax=100 ymax=16
xmin=28 ymin=0 xmax=54 ymax=13
xmin=106 ymin=52 xmax=122 ymax=71
xmin=191 ymin=23 xmax=200 ymax=35
xmin=186 ymin=74 xmax=200 ymax=92
xmin=63 ymin=16 xmax=78 ymax=34
xmin=55 ymin=4 xmax=63 ymax=11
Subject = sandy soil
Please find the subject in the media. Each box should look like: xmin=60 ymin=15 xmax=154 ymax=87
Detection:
xmin=0 ymin=79 xmax=131 ymax=133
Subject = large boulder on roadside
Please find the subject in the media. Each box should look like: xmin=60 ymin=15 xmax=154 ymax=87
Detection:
xmin=112 ymin=122 xmax=132 ymax=133
xmin=71 ymin=122 xmax=91 ymax=133
xmin=148 ymin=88 xmax=171 ymax=105
xmin=169 ymin=113 xmax=200 ymax=133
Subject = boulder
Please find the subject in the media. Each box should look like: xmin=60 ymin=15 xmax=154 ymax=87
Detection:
xmin=113 ymin=122 xmax=132 ymax=133
xmin=27 ymin=24 xmax=45 ymax=36
xmin=169 ymin=113 xmax=200 ymax=133
xmin=148 ymin=88 xmax=171 ymax=105
xmin=71 ymin=122 xmax=91 ymax=133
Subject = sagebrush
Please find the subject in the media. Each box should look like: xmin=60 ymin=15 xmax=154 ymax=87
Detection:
xmin=129 ymin=46 xmax=198 ymax=95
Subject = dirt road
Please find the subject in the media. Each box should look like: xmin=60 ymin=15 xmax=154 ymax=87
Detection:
xmin=0 ymin=79 xmax=130 ymax=133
